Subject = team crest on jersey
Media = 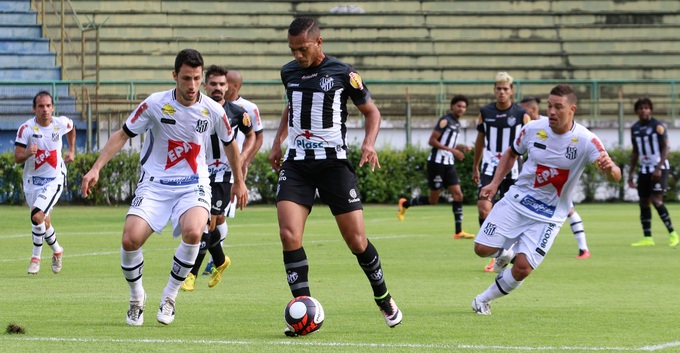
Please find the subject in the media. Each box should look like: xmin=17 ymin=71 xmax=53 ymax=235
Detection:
xmin=131 ymin=102 xmax=148 ymax=123
xmin=166 ymin=139 xmax=201 ymax=173
xmin=195 ymin=119 xmax=208 ymax=133
xmin=536 ymin=129 xmax=548 ymax=141
xmin=535 ymin=164 xmax=570 ymax=196
xmin=349 ymin=72 xmax=363 ymax=90
xmin=320 ymin=76 xmax=334 ymax=92
xmin=35 ymin=149 xmax=57 ymax=170
xmin=52 ymin=132 xmax=59 ymax=142
xmin=242 ymin=112 xmax=251 ymax=127
xmin=565 ymin=146 xmax=578 ymax=160
xmin=507 ymin=116 xmax=516 ymax=126
xmin=161 ymin=103 xmax=176 ymax=116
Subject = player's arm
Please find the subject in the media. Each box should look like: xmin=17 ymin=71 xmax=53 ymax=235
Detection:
xmin=63 ymin=127 xmax=76 ymax=163
xmin=14 ymin=144 xmax=36 ymax=164
xmin=244 ymin=130 xmax=264 ymax=169
xmin=627 ymin=144 xmax=639 ymax=188
xmin=357 ymin=100 xmax=381 ymax=172
xmin=472 ymin=113 xmax=485 ymax=183
xmin=479 ymin=146 xmax=520 ymax=200
xmin=428 ymin=129 xmax=464 ymax=160
xmin=224 ymin=140 xmax=248 ymax=210
xmin=268 ymin=106 xmax=289 ymax=172
xmin=654 ymin=133 xmax=670 ymax=179
xmin=81 ymin=128 xmax=130 ymax=197
xmin=596 ymin=152 xmax=622 ymax=183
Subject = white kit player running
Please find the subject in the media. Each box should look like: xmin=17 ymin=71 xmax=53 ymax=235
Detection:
xmin=470 ymin=84 xmax=621 ymax=315
xmin=81 ymin=49 xmax=248 ymax=326
xmin=14 ymin=90 xmax=75 ymax=275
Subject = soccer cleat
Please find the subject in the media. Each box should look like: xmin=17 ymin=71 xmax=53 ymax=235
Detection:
xmin=471 ymin=297 xmax=491 ymax=315
xmin=157 ymin=297 xmax=176 ymax=325
xmin=493 ymin=248 xmax=515 ymax=273
xmin=126 ymin=292 xmax=146 ymax=326
xmin=51 ymin=251 xmax=63 ymax=274
xmin=377 ymin=297 xmax=402 ymax=328
xmin=208 ymin=256 xmax=231 ymax=288
xmin=576 ymin=249 xmax=591 ymax=259
xmin=669 ymin=231 xmax=679 ymax=247
xmin=283 ymin=326 xmax=298 ymax=337
xmin=397 ymin=198 xmax=407 ymax=221
xmin=454 ymin=230 xmax=475 ymax=239
xmin=180 ymin=273 xmax=196 ymax=292
xmin=631 ymin=237 xmax=655 ymax=247
xmin=484 ymin=258 xmax=495 ymax=273
xmin=27 ymin=257 xmax=40 ymax=274
xmin=202 ymin=261 xmax=214 ymax=276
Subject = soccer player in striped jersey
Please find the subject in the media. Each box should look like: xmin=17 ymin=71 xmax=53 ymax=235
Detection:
xmin=269 ymin=17 xmax=402 ymax=335
xmin=473 ymin=72 xmax=530 ymax=271
xmin=397 ymin=95 xmax=474 ymax=239
xmin=471 ymin=84 xmax=621 ymax=315
xmin=14 ymin=91 xmax=75 ymax=275
xmin=627 ymin=98 xmax=679 ymax=247
xmin=521 ymin=96 xmax=590 ymax=259
xmin=81 ymin=49 xmax=248 ymax=326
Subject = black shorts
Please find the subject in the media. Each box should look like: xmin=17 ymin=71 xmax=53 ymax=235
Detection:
xmin=276 ymin=159 xmax=363 ymax=216
xmin=210 ymin=177 xmax=232 ymax=216
xmin=478 ymin=173 xmax=515 ymax=200
xmin=427 ymin=161 xmax=459 ymax=190
xmin=637 ymin=170 xmax=669 ymax=198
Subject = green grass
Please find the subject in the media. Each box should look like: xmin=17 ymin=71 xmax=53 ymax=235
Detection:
xmin=1 ymin=203 xmax=679 ymax=352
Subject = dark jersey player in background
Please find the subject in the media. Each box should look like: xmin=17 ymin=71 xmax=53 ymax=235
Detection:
xmin=268 ymin=17 xmax=402 ymax=336
xmin=628 ymin=97 xmax=679 ymax=247
xmin=472 ymin=72 xmax=530 ymax=272
xmin=397 ymin=94 xmax=475 ymax=239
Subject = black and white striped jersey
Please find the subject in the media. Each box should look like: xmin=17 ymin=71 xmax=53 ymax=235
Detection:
xmin=631 ymin=117 xmax=669 ymax=174
xmin=205 ymin=101 xmax=252 ymax=183
xmin=428 ymin=113 xmax=462 ymax=165
xmin=477 ymin=102 xmax=527 ymax=178
xmin=280 ymin=55 xmax=371 ymax=161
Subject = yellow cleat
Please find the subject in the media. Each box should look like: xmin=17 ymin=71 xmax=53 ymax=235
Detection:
xmin=454 ymin=230 xmax=475 ymax=239
xmin=631 ymin=237 xmax=655 ymax=247
xmin=397 ymin=198 xmax=407 ymax=221
xmin=669 ymin=231 xmax=679 ymax=247
xmin=180 ymin=273 xmax=196 ymax=292
xmin=208 ymin=256 xmax=231 ymax=288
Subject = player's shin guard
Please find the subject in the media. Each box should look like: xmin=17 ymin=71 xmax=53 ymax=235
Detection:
xmin=162 ymin=241 xmax=198 ymax=300
xmin=568 ymin=211 xmax=588 ymax=250
xmin=640 ymin=206 xmax=652 ymax=236
xmin=453 ymin=201 xmax=463 ymax=234
xmin=354 ymin=240 xmax=389 ymax=300
xmin=44 ymin=225 xmax=62 ymax=254
xmin=283 ymin=247 xmax=310 ymax=297
xmin=121 ymin=247 xmax=145 ymax=302
xmin=478 ymin=268 xmax=524 ymax=302
xmin=31 ymin=222 xmax=45 ymax=259
xmin=654 ymin=204 xmax=675 ymax=232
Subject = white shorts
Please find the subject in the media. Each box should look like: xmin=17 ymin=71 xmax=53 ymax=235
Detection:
xmin=24 ymin=179 xmax=64 ymax=216
xmin=127 ymin=180 xmax=211 ymax=238
xmin=475 ymin=198 xmax=564 ymax=269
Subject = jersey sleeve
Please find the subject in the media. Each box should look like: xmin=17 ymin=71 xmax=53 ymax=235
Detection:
xmin=123 ymin=100 xmax=152 ymax=137
xmin=238 ymin=110 xmax=254 ymax=135
xmin=15 ymin=123 xmax=29 ymax=147
xmin=216 ymin=110 xmax=235 ymax=145
xmin=655 ymin=121 xmax=668 ymax=142
xmin=512 ymin=125 xmax=529 ymax=155
xmin=345 ymin=65 xmax=371 ymax=106
xmin=56 ymin=116 xmax=74 ymax=135
xmin=588 ymin=134 xmax=606 ymax=164
xmin=434 ymin=117 xmax=448 ymax=133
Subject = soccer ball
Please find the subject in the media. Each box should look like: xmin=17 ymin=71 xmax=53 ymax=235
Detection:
xmin=284 ymin=296 xmax=324 ymax=336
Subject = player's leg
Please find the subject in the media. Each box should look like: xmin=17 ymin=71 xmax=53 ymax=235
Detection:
xmin=27 ymin=181 xmax=64 ymax=274
xmin=477 ymin=174 xmax=496 ymax=271
xmin=650 ymin=170 xmax=678 ymax=246
xmin=397 ymin=161 xmax=439 ymax=221
xmin=447 ymin=166 xmax=471 ymax=239
xmin=632 ymin=174 xmax=655 ymax=246
xmin=568 ymin=207 xmax=590 ymax=258
xmin=207 ymin=214 xmax=231 ymax=288
xmin=120 ymin=215 xmax=154 ymax=326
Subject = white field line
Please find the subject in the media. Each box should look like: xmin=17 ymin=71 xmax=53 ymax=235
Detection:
xmin=1 ymin=337 xmax=678 ymax=351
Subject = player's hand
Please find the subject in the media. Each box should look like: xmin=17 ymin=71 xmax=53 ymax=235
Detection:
xmin=472 ymin=169 xmax=480 ymax=185
xmin=452 ymin=149 xmax=465 ymax=161
xmin=627 ymin=178 xmax=635 ymax=189
xmin=651 ymin=167 xmax=662 ymax=181
xmin=268 ymin=147 xmax=282 ymax=172
xmin=63 ymin=151 xmax=75 ymax=163
xmin=25 ymin=144 xmax=37 ymax=158
xmin=596 ymin=152 xmax=615 ymax=173
xmin=81 ymin=169 xmax=99 ymax=197
xmin=359 ymin=145 xmax=380 ymax=172
xmin=479 ymin=184 xmax=497 ymax=202
xmin=230 ymin=180 xmax=248 ymax=210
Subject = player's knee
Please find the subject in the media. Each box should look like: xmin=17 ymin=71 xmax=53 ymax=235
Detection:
xmin=279 ymin=228 xmax=301 ymax=248
xmin=30 ymin=208 xmax=45 ymax=225
xmin=215 ymin=214 xmax=226 ymax=224
xmin=428 ymin=194 xmax=440 ymax=205
xmin=510 ymin=258 xmax=533 ymax=280
xmin=121 ymin=234 xmax=142 ymax=251
xmin=473 ymin=243 xmax=494 ymax=257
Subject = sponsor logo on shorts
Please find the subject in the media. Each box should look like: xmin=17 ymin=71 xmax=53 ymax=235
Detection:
xmin=31 ymin=176 xmax=55 ymax=186
xmin=131 ymin=196 xmax=143 ymax=208
xmin=535 ymin=222 xmax=557 ymax=256
xmin=348 ymin=188 xmax=360 ymax=203
xmin=158 ymin=175 xmax=199 ymax=186
xmin=278 ymin=170 xmax=287 ymax=182
xmin=483 ymin=222 xmax=497 ymax=236
xmin=198 ymin=197 xmax=209 ymax=206
xmin=519 ymin=195 xmax=556 ymax=217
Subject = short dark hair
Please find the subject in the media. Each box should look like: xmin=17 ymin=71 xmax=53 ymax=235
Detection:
xmin=549 ymin=84 xmax=577 ymax=105
xmin=205 ymin=64 xmax=228 ymax=81
xmin=33 ymin=90 xmax=53 ymax=108
xmin=634 ymin=97 xmax=653 ymax=112
xmin=520 ymin=96 xmax=541 ymax=104
xmin=174 ymin=49 xmax=204 ymax=74
xmin=288 ymin=17 xmax=320 ymax=38
xmin=450 ymin=94 xmax=469 ymax=106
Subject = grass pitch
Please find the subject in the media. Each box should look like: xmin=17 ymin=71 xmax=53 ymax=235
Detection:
xmin=0 ymin=203 xmax=679 ymax=352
